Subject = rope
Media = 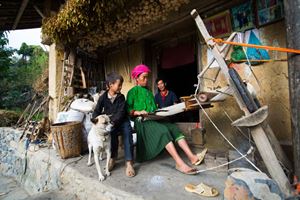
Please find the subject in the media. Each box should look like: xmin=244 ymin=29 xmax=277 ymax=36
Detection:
xmin=213 ymin=38 xmax=300 ymax=54
xmin=233 ymin=59 xmax=287 ymax=62
xmin=241 ymin=43 xmax=261 ymax=88
xmin=194 ymin=77 xmax=262 ymax=172
xmin=60 ymin=155 xmax=84 ymax=177
xmin=195 ymin=147 xmax=254 ymax=174
xmin=221 ymin=107 xmax=255 ymax=145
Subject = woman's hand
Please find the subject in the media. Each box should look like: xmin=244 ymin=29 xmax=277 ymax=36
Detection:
xmin=134 ymin=110 xmax=148 ymax=116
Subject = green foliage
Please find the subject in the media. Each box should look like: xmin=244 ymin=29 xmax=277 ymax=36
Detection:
xmin=0 ymin=33 xmax=48 ymax=110
xmin=0 ymin=109 xmax=20 ymax=127
xmin=0 ymin=32 xmax=15 ymax=78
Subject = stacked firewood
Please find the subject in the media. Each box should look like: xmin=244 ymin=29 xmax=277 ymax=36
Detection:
xmin=42 ymin=0 xmax=190 ymax=52
xmin=16 ymin=95 xmax=51 ymax=144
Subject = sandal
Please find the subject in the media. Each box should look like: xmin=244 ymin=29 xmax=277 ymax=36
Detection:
xmin=185 ymin=183 xmax=219 ymax=197
xmin=192 ymin=148 xmax=207 ymax=166
xmin=125 ymin=163 xmax=135 ymax=177
xmin=175 ymin=165 xmax=197 ymax=175
xmin=108 ymin=159 xmax=116 ymax=172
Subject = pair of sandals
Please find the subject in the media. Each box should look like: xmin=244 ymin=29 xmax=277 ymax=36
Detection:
xmin=108 ymin=159 xmax=135 ymax=177
xmin=175 ymin=148 xmax=208 ymax=175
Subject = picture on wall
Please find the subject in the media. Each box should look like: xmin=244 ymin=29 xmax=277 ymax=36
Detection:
xmin=231 ymin=1 xmax=255 ymax=32
xmin=204 ymin=10 xmax=232 ymax=38
xmin=256 ymin=0 xmax=284 ymax=26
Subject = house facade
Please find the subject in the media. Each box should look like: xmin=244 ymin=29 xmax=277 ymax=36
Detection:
xmin=45 ymin=0 xmax=291 ymax=158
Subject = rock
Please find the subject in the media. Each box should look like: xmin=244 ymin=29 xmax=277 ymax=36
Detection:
xmin=224 ymin=168 xmax=284 ymax=200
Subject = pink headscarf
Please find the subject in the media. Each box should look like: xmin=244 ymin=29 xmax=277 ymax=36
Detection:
xmin=131 ymin=64 xmax=151 ymax=79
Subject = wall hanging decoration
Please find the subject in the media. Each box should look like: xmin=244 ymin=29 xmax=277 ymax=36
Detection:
xmin=231 ymin=1 xmax=255 ymax=32
xmin=204 ymin=10 xmax=232 ymax=38
xmin=256 ymin=0 xmax=284 ymax=27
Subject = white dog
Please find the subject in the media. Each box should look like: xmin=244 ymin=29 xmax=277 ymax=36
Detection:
xmin=87 ymin=114 xmax=113 ymax=181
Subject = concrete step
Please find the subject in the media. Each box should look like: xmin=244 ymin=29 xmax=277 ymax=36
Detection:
xmin=1 ymin=127 xmax=229 ymax=200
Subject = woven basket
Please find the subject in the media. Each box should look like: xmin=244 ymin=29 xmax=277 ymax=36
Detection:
xmin=51 ymin=121 xmax=82 ymax=159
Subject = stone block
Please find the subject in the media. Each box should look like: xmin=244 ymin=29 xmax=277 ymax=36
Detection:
xmin=228 ymin=150 xmax=255 ymax=170
xmin=191 ymin=128 xmax=205 ymax=146
xmin=204 ymin=150 xmax=228 ymax=173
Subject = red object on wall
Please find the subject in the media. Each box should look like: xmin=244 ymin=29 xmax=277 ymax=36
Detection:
xmin=204 ymin=10 xmax=232 ymax=38
xmin=161 ymin=43 xmax=194 ymax=69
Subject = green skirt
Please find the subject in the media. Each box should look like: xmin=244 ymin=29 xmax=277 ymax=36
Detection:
xmin=134 ymin=119 xmax=185 ymax=162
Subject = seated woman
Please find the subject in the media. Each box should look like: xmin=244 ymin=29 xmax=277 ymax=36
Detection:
xmin=126 ymin=64 xmax=205 ymax=175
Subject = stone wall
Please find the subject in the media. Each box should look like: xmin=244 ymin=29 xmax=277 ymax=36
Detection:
xmin=0 ymin=128 xmax=25 ymax=178
xmin=0 ymin=128 xmax=61 ymax=193
xmin=0 ymin=127 xmax=143 ymax=200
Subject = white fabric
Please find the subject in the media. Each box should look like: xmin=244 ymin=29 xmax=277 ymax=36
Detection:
xmin=92 ymin=90 xmax=106 ymax=104
xmin=66 ymin=109 xmax=85 ymax=122
xmin=83 ymin=113 xmax=93 ymax=135
xmin=70 ymin=98 xmax=96 ymax=113
xmin=132 ymin=133 xmax=137 ymax=145
xmin=55 ymin=112 xmax=69 ymax=123
xmin=155 ymin=102 xmax=186 ymax=116
xmin=246 ymin=82 xmax=257 ymax=98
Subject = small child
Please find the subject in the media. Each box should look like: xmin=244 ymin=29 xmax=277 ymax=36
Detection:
xmin=92 ymin=72 xmax=135 ymax=177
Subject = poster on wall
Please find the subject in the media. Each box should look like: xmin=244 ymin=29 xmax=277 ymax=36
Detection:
xmin=245 ymin=29 xmax=270 ymax=61
xmin=204 ymin=10 xmax=232 ymax=38
xmin=256 ymin=0 xmax=284 ymax=26
xmin=231 ymin=1 xmax=255 ymax=32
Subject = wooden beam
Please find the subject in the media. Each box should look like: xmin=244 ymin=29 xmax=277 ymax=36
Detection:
xmin=33 ymin=5 xmax=45 ymax=19
xmin=284 ymin=0 xmax=300 ymax=178
xmin=134 ymin=0 xmax=234 ymax=42
xmin=12 ymin=0 xmax=30 ymax=30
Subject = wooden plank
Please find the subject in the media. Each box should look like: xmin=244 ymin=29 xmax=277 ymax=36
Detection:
xmin=284 ymin=0 xmax=300 ymax=178
xmin=16 ymin=102 xmax=30 ymax=123
xmin=262 ymin=122 xmax=292 ymax=173
xmin=231 ymin=106 xmax=268 ymax=127
xmin=80 ymin=67 xmax=86 ymax=89
xmin=12 ymin=0 xmax=29 ymax=29
xmin=251 ymin=125 xmax=292 ymax=195
xmin=191 ymin=9 xmax=292 ymax=196
xmin=191 ymin=10 xmax=247 ymax=111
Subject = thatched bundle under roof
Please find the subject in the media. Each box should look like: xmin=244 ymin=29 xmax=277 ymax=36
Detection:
xmin=42 ymin=0 xmax=190 ymax=51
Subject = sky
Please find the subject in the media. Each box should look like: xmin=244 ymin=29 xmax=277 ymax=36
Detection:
xmin=6 ymin=28 xmax=48 ymax=51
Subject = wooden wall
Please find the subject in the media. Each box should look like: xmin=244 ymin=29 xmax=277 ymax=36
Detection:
xmin=104 ymin=41 xmax=146 ymax=96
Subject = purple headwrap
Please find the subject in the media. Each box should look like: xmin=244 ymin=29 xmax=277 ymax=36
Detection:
xmin=131 ymin=64 xmax=151 ymax=79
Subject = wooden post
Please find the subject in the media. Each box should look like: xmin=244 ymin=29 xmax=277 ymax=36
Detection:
xmin=284 ymin=0 xmax=300 ymax=178
xmin=191 ymin=9 xmax=292 ymax=196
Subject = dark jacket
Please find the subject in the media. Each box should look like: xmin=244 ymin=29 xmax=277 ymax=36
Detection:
xmin=92 ymin=91 xmax=127 ymax=127
xmin=155 ymin=90 xmax=178 ymax=108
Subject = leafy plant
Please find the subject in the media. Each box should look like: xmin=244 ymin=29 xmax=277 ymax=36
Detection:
xmin=0 ymin=34 xmax=48 ymax=110
xmin=0 ymin=32 xmax=15 ymax=78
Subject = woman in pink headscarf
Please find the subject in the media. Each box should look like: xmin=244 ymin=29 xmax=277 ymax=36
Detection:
xmin=126 ymin=64 xmax=204 ymax=175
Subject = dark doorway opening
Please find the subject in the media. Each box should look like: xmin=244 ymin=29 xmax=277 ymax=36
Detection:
xmin=157 ymin=62 xmax=199 ymax=122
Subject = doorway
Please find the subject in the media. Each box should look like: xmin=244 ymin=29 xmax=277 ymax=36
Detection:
xmin=157 ymin=62 xmax=199 ymax=122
